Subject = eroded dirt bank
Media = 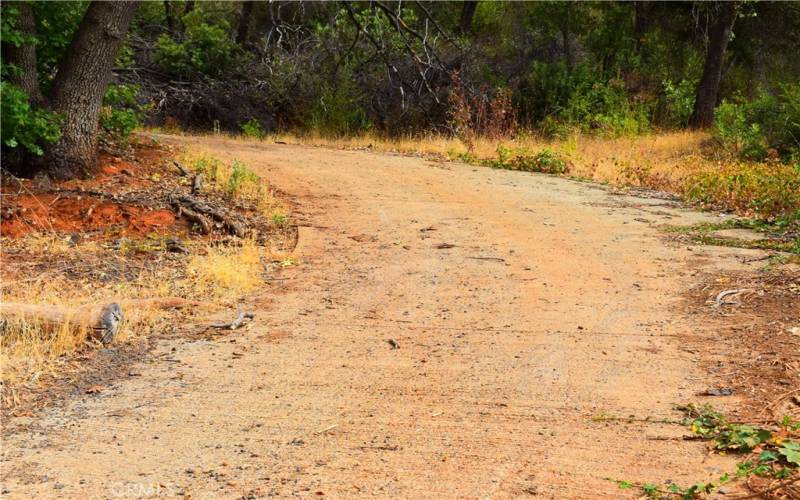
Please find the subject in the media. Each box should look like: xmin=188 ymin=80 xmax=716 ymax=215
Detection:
xmin=2 ymin=136 xmax=784 ymax=498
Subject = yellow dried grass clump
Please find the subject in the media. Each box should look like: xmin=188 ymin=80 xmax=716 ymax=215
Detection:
xmin=186 ymin=239 xmax=263 ymax=297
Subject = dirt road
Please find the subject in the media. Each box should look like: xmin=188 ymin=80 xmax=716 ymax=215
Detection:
xmin=3 ymin=137 xmax=765 ymax=498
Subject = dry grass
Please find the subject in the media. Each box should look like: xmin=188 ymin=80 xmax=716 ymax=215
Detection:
xmin=261 ymin=130 xmax=798 ymax=219
xmin=175 ymin=149 xmax=284 ymax=219
xmin=186 ymin=239 xmax=264 ymax=297
xmin=0 ymin=234 xmax=268 ymax=391
xmin=268 ymin=129 xmax=710 ymax=187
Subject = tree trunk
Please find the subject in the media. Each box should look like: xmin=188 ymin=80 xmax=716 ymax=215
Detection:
xmin=690 ymin=2 xmax=738 ymax=128
xmin=1 ymin=1 xmax=43 ymax=105
xmin=164 ymin=1 xmax=175 ymax=33
xmin=458 ymin=1 xmax=478 ymax=35
xmin=562 ymin=3 xmax=574 ymax=70
xmin=236 ymin=1 xmax=255 ymax=46
xmin=633 ymin=1 xmax=650 ymax=55
xmin=40 ymin=1 xmax=139 ymax=180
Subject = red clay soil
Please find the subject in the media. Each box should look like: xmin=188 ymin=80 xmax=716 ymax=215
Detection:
xmin=1 ymin=149 xmax=188 ymax=239
xmin=1 ymin=195 xmax=180 ymax=238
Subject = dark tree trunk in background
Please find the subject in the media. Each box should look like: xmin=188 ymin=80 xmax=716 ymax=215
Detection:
xmin=40 ymin=1 xmax=139 ymax=180
xmin=458 ymin=1 xmax=478 ymax=35
xmin=562 ymin=3 xmax=574 ymax=70
xmin=2 ymin=2 xmax=43 ymax=105
xmin=691 ymin=2 xmax=738 ymax=128
xmin=633 ymin=1 xmax=650 ymax=55
xmin=236 ymin=1 xmax=255 ymax=46
xmin=164 ymin=1 xmax=175 ymax=33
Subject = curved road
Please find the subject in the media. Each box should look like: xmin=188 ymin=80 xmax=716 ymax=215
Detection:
xmin=3 ymin=136 xmax=753 ymax=498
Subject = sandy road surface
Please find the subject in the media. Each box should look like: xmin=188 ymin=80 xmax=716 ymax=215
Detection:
xmin=3 ymin=137 xmax=764 ymax=498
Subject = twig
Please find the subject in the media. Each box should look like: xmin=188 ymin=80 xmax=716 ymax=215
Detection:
xmin=211 ymin=311 xmax=255 ymax=330
xmin=715 ymin=289 xmax=752 ymax=306
xmin=467 ymin=256 xmax=505 ymax=262
xmin=172 ymin=160 xmax=189 ymax=176
xmin=760 ymin=387 xmax=800 ymax=417
xmin=731 ymin=474 xmax=800 ymax=499
xmin=315 ymin=424 xmax=338 ymax=435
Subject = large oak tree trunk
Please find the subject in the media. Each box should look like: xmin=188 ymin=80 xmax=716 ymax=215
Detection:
xmin=690 ymin=2 xmax=738 ymax=128
xmin=1 ymin=2 xmax=43 ymax=105
xmin=40 ymin=1 xmax=139 ymax=180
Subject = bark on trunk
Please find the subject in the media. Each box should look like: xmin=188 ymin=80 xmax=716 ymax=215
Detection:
xmin=164 ymin=0 xmax=175 ymax=33
xmin=458 ymin=1 xmax=478 ymax=35
xmin=40 ymin=1 xmax=139 ymax=180
xmin=236 ymin=1 xmax=255 ymax=46
xmin=1 ymin=1 xmax=43 ymax=105
xmin=690 ymin=2 xmax=738 ymax=128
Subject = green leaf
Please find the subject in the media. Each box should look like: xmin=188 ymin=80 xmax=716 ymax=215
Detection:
xmin=779 ymin=441 xmax=800 ymax=466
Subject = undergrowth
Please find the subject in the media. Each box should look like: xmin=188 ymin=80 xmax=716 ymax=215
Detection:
xmin=666 ymin=214 xmax=800 ymax=256
xmin=611 ymin=404 xmax=799 ymax=499
xmin=176 ymin=151 xmax=285 ymax=222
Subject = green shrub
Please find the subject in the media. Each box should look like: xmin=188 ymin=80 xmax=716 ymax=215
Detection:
xmin=661 ymin=79 xmax=696 ymax=128
xmin=0 ymin=82 xmax=61 ymax=155
xmin=308 ymin=68 xmax=371 ymax=137
xmin=684 ymin=162 xmax=800 ymax=219
xmin=154 ymin=12 xmax=241 ymax=79
xmin=520 ymin=63 xmax=652 ymax=138
xmin=228 ymin=159 xmax=259 ymax=195
xmin=100 ymin=84 xmax=144 ymax=138
xmin=488 ymin=145 xmax=569 ymax=174
xmin=240 ymin=118 xmax=265 ymax=139
xmin=714 ymin=85 xmax=800 ymax=162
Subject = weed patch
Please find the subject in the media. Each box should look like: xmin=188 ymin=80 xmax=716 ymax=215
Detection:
xmin=610 ymin=405 xmax=799 ymax=498
xmin=666 ymin=216 xmax=800 ymax=255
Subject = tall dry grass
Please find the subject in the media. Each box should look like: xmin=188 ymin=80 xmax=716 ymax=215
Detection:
xmin=263 ymin=130 xmax=798 ymax=219
xmin=0 ymin=234 xmax=270 ymax=391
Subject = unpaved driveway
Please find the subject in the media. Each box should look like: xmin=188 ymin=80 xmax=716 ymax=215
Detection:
xmin=2 ymin=137 xmax=765 ymax=498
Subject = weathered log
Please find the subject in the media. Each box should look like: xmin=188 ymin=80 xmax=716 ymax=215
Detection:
xmin=191 ymin=173 xmax=204 ymax=194
xmin=0 ymin=302 xmax=123 ymax=344
xmin=0 ymin=298 xmax=214 ymax=345
xmin=176 ymin=205 xmax=211 ymax=234
xmin=175 ymin=194 xmax=247 ymax=237
xmin=172 ymin=160 xmax=189 ymax=176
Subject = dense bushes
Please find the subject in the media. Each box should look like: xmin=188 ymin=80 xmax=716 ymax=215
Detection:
xmin=713 ymin=85 xmax=800 ymax=162
xmin=0 ymin=82 xmax=61 ymax=155
xmin=153 ymin=12 xmax=243 ymax=79
xmin=684 ymin=162 xmax=800 ymax=218
xmin=100 ymin=84 xmax=146 ymax=139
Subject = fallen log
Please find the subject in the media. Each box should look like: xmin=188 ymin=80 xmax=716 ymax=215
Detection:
xmin=174 ymin=194 xmax=247 ymax=237
xmin=0 ymin=298 xmax=215 ymax=345
xmin=176 ymin=205 xmax=211 ymax=234
xmin=0 ymin=302 xmax=123 ymax=344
